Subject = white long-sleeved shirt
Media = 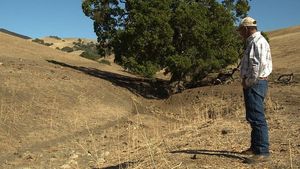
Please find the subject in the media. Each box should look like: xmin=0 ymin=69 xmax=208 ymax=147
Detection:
xmin=240 ymin=31 xmax=272 ymax=87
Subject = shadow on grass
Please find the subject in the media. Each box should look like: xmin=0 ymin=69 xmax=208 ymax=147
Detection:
xmin=47 ymin=60 xmax=170 ymax=99
xmin=94 ymin=161 xmax=135 ymax=169
xmin=171 ymin=149 xmax=247 ymax=161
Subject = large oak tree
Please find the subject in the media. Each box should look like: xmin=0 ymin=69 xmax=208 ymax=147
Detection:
xmin=82 ymin=0 xmax=250 ymax=85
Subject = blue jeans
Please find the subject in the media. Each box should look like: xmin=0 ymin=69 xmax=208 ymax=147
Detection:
xmin=243 ymin=80 xmax=269 ymax=155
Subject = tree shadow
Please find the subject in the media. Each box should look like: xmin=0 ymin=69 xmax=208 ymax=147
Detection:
xmin=170 ymin=149 xmax=248 ymax=161
xmin=47 ymin=60 xmax=170 ymax=99
xmin=93 ymin=161 xmax=135 ymax=169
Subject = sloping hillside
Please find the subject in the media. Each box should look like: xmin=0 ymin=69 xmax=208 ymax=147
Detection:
xmin=0 ymin=25 xmax=299 ymax=169
xmin=41 ymin=37 xmax=96 ymax=49
xmin=267 ymin=25 xmax=300 ymax=37
xmin=0 ymin=32 xmax=141 ymax=167
xmin=0 ymin=28 xmax=31 ymax=40
xmin=22 ymin=36 xmax=99 ymax=58
xmin=268 ymin=25 xmax=300 ymax=73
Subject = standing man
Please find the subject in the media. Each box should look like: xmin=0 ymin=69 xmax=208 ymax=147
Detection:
xmin=238 ymin=16 xmax=272 ymax=164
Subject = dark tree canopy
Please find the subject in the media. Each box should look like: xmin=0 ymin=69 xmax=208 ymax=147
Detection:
xmin=82 ymin=0 xmax=250 ymax=85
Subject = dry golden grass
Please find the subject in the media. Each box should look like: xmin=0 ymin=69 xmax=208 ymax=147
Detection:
xmin=267 ymin=25 xmax=300 ymax=37
xmin=0 ymin=32 xmax=135 ymax=168
xmin=269 ymin=26 xmax=300 ymax=73
xmin=0 ymin=25 xmax=299 ymax=168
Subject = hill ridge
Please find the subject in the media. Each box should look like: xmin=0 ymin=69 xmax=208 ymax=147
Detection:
xmin=267 ymin=25 xmax=300 ymax=37
xmin=0 ymin=28 xmax=31 ymax=40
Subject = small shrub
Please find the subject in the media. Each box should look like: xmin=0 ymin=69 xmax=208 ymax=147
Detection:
xmin=80 ymin=50 xmax=102 ymax=60
xmin=32 ymin=38 xmax=53 ymax=47
xmin=61 ymin=46 xmax=74 ymax=53
xmin=32 ymin=38 xmax=45 ymax=44
xmin=49 ymin=36 xmax=62 ymax=40
xmin=44 ymin=43 xmax=53 ymax=46
xmin=98 ymin=59 xmax=111 ymax=65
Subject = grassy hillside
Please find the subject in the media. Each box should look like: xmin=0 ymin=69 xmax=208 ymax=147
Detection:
xmin=0 ymin=25 xmax=299 ymax=169
xmin=268 ymin=25 xmax=300 ymax=73
xmin=0 ymin=32 xmax=138 ymax=167
xmin=0 ymin=28 xmax=31 ymax=40
xmin=267 ymin=25 xmax=300 ymax=37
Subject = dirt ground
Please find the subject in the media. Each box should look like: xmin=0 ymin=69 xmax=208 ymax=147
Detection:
xmin=0 ymin=26 xmax=299 ymax=169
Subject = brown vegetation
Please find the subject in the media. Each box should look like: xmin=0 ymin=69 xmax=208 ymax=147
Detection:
xmin=0 ymin=25 xmax=299 ymax=168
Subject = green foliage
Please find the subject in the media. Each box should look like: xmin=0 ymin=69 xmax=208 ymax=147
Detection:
xmin=51 ymin=37 xmax=103 ymax=61
xmin=166 ymin=54 xmax=192 ymax=81
xmin=98 ymin=59 xmax=111 ymax=65
xmin=82 ymin=0 xmax=125 ymax=56
xmin=222 ymin=0 xmax=251 ymax=20
xmin=122 ymin=56 xmax=159 ymax=78
xmin=235 ymin=0 xmax=250 ymax=19
xmin=73 ymin=39 xmax=96 ymax=52
xmin=166 ymin=0 xmax=242 ymax=82
xmin=82 ymin=0 xmax=250 ymax=85
xmin=72 ymin=39 xmax=103 ymax=60
xmin=113 ymin=0 xmax=174 ymax=77
xmin=261 ymin=31 xmax=270 ymax=43
xmin=80 ymin=50 xmax=102 ymax=60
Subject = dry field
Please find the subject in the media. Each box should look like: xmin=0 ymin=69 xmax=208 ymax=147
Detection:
xmin=0 ymin=26 xmax=299 ymax=169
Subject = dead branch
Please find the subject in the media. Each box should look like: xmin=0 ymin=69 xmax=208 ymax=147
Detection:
xmin=212 ymin=68 xmax=238 ymax=85
xmin=277 ymin=73 xmax=294 ymax=84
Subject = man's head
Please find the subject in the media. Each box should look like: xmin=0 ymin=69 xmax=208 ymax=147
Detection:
xmin=238 ymin=16 xmax=258 ymax=40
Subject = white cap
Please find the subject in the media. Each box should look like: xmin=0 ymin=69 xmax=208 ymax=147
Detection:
xmin=239 ymin=16 xmax=257 ymax=28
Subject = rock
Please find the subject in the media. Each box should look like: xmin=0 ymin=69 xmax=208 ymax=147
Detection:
xmin=221 ymin=129 xmax=231 ymax=135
